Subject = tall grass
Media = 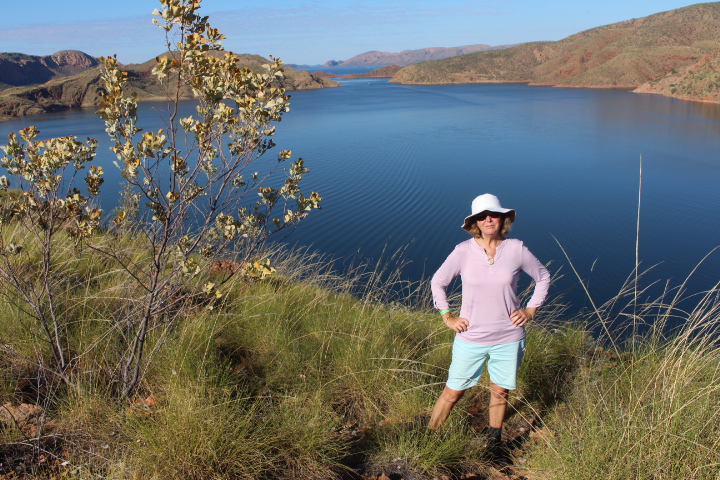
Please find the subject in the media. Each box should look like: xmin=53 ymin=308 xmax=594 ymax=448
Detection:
xmin=525 ymin=264 xmax=720 ymax=479
xmin=1 ymin=225 xmax=718 ymax=478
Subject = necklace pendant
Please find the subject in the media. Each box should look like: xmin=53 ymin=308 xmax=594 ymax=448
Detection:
xmin=487 ymin=257 xmax=494 ymax=265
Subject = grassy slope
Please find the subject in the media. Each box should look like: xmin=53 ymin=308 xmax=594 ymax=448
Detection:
xmin=1 ymin=223 xmax=718 ymax=479
xmin=392 ymin=2 xmax=720 ymax=93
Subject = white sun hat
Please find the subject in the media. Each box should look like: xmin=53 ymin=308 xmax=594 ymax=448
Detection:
xmin=461 ymin=193 xmax=516 ymax=231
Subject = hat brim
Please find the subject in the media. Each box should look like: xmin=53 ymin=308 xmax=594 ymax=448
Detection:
xmin=461 ymin=209 xmax=516 ymax=231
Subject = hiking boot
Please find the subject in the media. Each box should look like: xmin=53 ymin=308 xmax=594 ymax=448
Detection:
xmin=485 ymin=437 xmax=512 ymax=465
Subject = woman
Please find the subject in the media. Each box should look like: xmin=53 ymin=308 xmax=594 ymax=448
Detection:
xmin=428 ymin=193 xmax=550 ymax=451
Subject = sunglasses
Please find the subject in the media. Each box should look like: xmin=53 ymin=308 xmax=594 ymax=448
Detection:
xmin=476 ymin=212 xmax=502 ymax=221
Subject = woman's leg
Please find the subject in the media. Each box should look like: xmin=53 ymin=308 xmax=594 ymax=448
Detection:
xmin=428 ymin=385 xmax=465 ymax=430
xmin=487 ymin=381 xmax=509 ymax=453
xmin=486 ymin=338 xmax=524 ymax=435
xmin=488 ymin=381 xmax=509 ymax=429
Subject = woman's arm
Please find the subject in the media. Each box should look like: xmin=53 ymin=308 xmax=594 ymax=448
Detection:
xmin=432 ymin=246 xmax=469 ymax=331
xmin=430 ymin=246 xmax=462 ymax=312
xmin=520 ymin=243 xmax=551 ymax=309
xmin=509 ymin=242 xmax=550 ymax=326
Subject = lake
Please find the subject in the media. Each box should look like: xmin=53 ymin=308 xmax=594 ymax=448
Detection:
xmin=2 ymin=70 xmax=720 ymax=318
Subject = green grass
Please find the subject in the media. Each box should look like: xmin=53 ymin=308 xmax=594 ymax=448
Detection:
xmin=1 ymin=224 xmax=719 ymax=479
xmin=523 ymin=278 xmax=720 ymax=479
xmin=525 ymin=338 xmax=720 ymax=479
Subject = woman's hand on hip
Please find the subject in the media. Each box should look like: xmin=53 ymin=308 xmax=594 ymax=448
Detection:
xmin=444 ymin=315 xmax=470 ymax=333
xmin=510 ymin=308 xmax=535 ymax=327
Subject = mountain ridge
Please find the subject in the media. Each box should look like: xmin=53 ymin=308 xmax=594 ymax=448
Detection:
xmin=0 ymin=50 xmax=100 ymax=91
xmin=390 ymin=2 xmax=720 ymax=102
xmin=316 ymin=44 xmax=518 ymax=68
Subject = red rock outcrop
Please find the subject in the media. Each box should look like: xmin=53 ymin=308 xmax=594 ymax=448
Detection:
xmin=0 ymin=50 xmax=99 ymax=90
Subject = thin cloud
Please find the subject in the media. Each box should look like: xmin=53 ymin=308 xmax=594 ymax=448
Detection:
xmin=0 ymin=2 xmax=510 ymax=63
xmin=0 ymin=16 xmax=160 ymax=60
xmin=212 ymin=2 xmax=503 ymax=28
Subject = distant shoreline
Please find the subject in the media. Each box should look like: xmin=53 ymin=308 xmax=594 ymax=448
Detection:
xmin=3 ymin=81 xmax=719 ymax=124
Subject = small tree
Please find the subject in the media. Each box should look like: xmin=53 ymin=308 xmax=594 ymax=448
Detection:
xmin=0 ymin=129 xmax=101 ymax=383
xmin=0 ymin=0 xmax=321 ymax=397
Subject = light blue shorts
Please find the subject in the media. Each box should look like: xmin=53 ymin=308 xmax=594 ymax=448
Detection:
xmin=446 ymin=336 xmax=526 ymax=391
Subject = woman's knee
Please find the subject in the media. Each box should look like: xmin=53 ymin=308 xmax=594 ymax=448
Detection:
xmin=441 ymin=386 xmax=465 ymax=403
xmin=489 ymin=382 xmax=509 ymax=400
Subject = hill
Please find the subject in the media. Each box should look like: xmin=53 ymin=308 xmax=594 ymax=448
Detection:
xmin=391 ymin=2 xmax=720 ymax=101
xmin=0 ymin=229 xmax=717 ymax=479
xmin=324 ymin=44 xmax=516 ymax=67
xmin=0 ymin=50 xmax=99 ymax=91
xmin=0 ymin=68 xmax=105 ymax=118
xmin=311 ymin=70 xmax=339 ymax=78
xmin=115 ymin=53 xmax=339 ymax=98
xmin=0 ymin=52 xmax=339 ymax=120
xmin=340 ymin=65 xmax=403 ymax=79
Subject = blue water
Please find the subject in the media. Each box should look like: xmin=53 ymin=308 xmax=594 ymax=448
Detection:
xmin=2 ymin=79 xmax=720 ymax=317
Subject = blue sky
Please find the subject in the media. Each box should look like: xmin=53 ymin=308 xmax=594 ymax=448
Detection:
xmin=0 ymin=0 xmax=707 ymax=65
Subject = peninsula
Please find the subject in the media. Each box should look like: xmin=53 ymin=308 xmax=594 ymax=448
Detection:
xmin=0 ymin=51 xmax=339 ymax=120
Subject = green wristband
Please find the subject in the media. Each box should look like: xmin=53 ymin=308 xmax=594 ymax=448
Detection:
xmin=439 ymin=309 xmax=451 ymax=316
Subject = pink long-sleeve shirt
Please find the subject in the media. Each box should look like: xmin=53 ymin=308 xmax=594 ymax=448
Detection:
xmin=431 ymin=238 xmax=551 ymax=345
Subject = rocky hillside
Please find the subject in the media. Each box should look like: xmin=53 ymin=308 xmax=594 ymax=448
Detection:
xmin=634 ymin=50 xmax=720 ymax=102
xmin=0 ymin=52 xmax=339 ymax=120
xmin=0 ymin=50 xmax=99 ymax=91
xmin=326 ymin=44 xmax=515 ymax=67
xmin=0 ymin=68 xmax=104 ymax=118
xmin=391 ymin=2 xmax=720 ymax=99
